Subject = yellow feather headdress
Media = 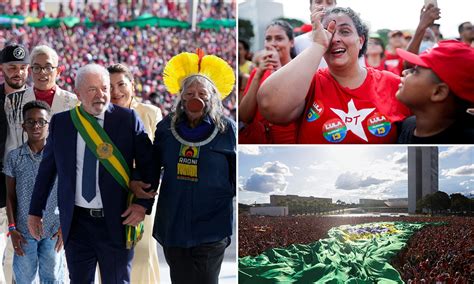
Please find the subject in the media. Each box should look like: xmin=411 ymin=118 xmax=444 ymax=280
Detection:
xmin=163 ymin=49 xmax=235 ymax=100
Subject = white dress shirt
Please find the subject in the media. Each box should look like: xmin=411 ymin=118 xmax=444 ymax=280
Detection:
xmin=75 ymin=111 xmax=105 ymax=208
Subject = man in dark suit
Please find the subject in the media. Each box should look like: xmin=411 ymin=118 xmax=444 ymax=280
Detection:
xmin=27 ymin=64 xmax=154 ymax=283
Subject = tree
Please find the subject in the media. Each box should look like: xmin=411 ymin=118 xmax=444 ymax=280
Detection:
xmin=450 ymin=193 xmax=470 ymax=213
xmin=419 ymin=191 xmax=451 ymax=214
xmin=238 ymin=18 xmax=254 ymax=44
xmin=432 ymin=191 xmax=451 ymax=213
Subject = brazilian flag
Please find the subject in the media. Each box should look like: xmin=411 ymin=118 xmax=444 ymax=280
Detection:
xmin=239 ymin=222 xmax=441 ymax=283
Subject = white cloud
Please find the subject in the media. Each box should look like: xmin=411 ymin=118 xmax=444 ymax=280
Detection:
xmin=243 ymin=161 xmax=292 ymax=194
xmin=387 ymin=151 xmax=407 ymax=164
xmin=253 ymin=161 xmax=292 ymax=176
xmin=439 ymin=146 xmax=471 ymax=159
xmin=305 ymin=176 xmax=318 ymax=182
xmin=244 ymin=173 xmax=288 ymax=193
xmin=442 ymin=164 xmax=474 ymax=177
xmin=293 ymin=166 xmax=301 ymax=170
xmin=238 ymin=176 xmax=246 ymax=191
xmin=239 ymin=145 xmax=261 ymax=155
xmin=460 ymin=179 xmax=473 ymax=189
xmin=335 ymin=171 xmax=389 ymax=190
xmin=308 ymin=160 xmax=336 ymax=171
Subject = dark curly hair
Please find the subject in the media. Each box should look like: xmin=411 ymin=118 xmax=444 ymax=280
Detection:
xmin=22 ymin=100 xmax=51 ymax=119
xmin=323 ymin=7 xmax=369 ymax=58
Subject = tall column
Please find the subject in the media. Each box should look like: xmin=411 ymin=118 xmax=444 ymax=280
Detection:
xmin=408 ymin=147 xmax=438 ymax=214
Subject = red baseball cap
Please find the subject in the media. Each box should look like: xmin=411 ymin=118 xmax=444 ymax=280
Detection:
xmin=397 ymin=40 xmax=474 ymax=103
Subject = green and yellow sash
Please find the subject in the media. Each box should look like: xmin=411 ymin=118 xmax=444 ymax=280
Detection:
xmin=70 ymin=106 xmax=143 ymax=249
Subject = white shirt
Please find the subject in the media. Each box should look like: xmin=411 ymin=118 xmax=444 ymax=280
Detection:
xmin=75 ymin=111 xmax=105 ymax=209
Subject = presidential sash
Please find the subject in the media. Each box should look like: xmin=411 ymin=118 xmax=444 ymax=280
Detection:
xmin=70 ymin=106 xmax=143 ymax=249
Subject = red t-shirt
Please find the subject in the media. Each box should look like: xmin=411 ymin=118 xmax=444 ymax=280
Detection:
xmin=298 ymin=68 xmax=410 ymax=144
xmin=384 ymin=50 xmax=403 ymax=76
xmin=364 ymin=57 xmax=399 ymax=75
xmin=241 ymin=68 xmax=297 ymax=144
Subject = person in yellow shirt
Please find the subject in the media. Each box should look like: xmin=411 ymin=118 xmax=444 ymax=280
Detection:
xmin=238 ymin=39 xmax=254 ymax=75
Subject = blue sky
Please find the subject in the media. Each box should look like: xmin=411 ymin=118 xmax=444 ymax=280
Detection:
xmin=238 ymin=146 xmax=473 ymax=204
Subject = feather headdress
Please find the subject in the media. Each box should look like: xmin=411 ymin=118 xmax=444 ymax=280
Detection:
xmin=163 ymin=49 xmax=235 ymax=100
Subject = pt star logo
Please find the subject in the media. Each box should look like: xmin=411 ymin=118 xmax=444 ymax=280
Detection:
xmin=330 ymin=99 xmax=375 ymax=142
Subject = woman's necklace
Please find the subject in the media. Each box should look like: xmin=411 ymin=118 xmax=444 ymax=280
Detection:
xmin=170 ymin=119 xmax=218 ymax=147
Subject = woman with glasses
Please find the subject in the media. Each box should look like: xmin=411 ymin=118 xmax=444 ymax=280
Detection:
xmin=4 ymin=45 xmax=77 ymax=161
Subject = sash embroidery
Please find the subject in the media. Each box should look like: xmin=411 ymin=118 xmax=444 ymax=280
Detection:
xmin=70 ymin=106 xmax=143 ymax=249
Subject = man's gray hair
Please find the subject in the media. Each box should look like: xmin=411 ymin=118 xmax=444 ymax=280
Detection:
xmin=30 ymin=45 xmax=59 ymax=66
xmin=75 ymin=64 xmax=110 ymax=90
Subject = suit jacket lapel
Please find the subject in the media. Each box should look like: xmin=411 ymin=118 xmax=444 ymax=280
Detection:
xmin=64 ymin=113 xmax=78 ymax=192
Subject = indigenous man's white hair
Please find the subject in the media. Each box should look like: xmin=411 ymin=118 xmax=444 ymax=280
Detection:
xmin=172 ymin=75 xmax=227 ymax=133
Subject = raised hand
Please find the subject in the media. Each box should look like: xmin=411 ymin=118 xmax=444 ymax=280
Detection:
xmin=311 ymin=5 xmax=337 ymax=51
xmin=419 ymin=4 xmax=441 ymax=30
xmin=261 ymin=45 xmax=281 ymax=72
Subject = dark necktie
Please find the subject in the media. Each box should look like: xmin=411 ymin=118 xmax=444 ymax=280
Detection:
xmin=82 ymin=143 xmax=97 ymax=202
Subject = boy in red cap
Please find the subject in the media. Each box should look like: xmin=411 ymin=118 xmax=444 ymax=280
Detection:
xmin=396 ymin=40 xmax=474 ymax=143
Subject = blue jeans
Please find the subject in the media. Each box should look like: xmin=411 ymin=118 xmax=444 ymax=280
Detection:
xmin=13 ymin=236 xmax=65 ymax=284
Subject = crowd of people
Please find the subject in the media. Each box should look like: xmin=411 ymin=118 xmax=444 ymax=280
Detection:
xmin=238 ymin=0 xmax=474 ymax=144
xmin=1 ymin=2 xmax=236 ymax=283
xmin=0 ymin=44 xmax=236 ymax=283
xmin=0 ymin=2 xmax=236 ymax=119
xmin=240 ymin=215 xmax=408 ymax=257
xmin=239 ymin=215 xmax=474 ymax=283
xmin=0 ymin=0 xmax=236 ymax=22
xmin=392 ymin=218 xmax=474 ymax=284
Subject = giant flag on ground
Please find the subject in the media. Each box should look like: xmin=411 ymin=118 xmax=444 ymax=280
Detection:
xmin=239 ymin=222 xmax=441 ymax=283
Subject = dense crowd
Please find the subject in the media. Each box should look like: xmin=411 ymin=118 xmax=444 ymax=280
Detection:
xmin=392 ymin=218 xmax=474 ymax=284
xmin=0 ymin=1 xmax=236 ymax=118
xmin=239 ymin=215 xmax=410 ymax=257
xmin=239 ymin=215 xmax=474 ymax=283
xmin=0 ymin=0 xmax=235 ymax=22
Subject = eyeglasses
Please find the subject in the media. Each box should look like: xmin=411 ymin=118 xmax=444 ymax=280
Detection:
xmin=31 ymin=65 xmax=57 ymax=74
xmin=24 ymin=119 xmax=49 ymax=128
